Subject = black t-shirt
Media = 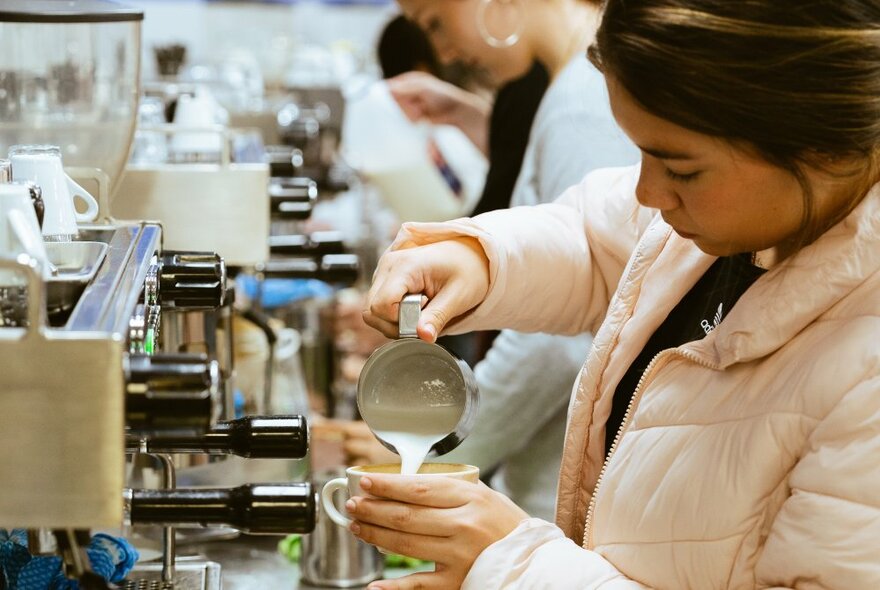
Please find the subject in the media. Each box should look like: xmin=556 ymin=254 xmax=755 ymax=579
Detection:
xmin=605 ymin=254 xmax=768 ymax=456
xmin=471 ymin=62 xmax=550 ymax=216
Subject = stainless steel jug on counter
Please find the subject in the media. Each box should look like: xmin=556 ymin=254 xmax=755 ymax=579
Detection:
xmin=300 ymin=469 xmax=383 ymax=588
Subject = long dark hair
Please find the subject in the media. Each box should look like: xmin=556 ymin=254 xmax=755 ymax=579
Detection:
xmin=589 ymin=0 xmax=880 ymax=244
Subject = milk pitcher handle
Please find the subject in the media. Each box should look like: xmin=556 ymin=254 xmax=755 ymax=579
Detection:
xmin=66 ymin=176 xmax=99 ymax=222
xmin=398 ymin=294 xmax=423 ymax=339
xmin=321 ymin=478 xmax=353 ymax=527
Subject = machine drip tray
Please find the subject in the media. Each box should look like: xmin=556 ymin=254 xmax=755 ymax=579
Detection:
xmin=123 ymin=559 xmax=221 ymax=590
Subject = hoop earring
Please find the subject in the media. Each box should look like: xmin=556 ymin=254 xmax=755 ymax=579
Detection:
xmin=477 ymin=0 xmax=524 ymax=49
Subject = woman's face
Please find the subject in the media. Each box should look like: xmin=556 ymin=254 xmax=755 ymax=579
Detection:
xmin=398 ymin=0 xmax=533 ymax=85
xmin=606 ymin=77 xmax=851 ymax=258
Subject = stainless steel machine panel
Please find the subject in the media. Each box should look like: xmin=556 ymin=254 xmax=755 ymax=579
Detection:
xmin=0 ymin=222 xmax=162 ymax=528
xmin=115 ymin=163 xmax=270 ymax=267
xmin=0 ymin=336 xmax=125 ymax=528
xmin=123 ymin=560 xmax=221 ymax=590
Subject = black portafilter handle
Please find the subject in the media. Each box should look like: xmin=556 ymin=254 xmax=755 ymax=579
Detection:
xmin=255 ymin=254 xmax=359 ymax=284
xmin=126 ymin=415 xmax=309 ymax=459
xmin=269 ymin=177 xmax=318 ymax=201
xmin=268 ymin=231 xmax=346 ymax=257
xmin=126 ymin=483 xmax=316 ymax=535
xmin=269 ymin=178 xmax=318 ymax=221
xmin=125 ymin=353 xmax=221 ymax=434
xmin=266 ymin=146 xmax=305 ymax=178
xmin=273 ymin=200 xmax=314 ymax=221
xmin=159 ymin=250 xmax=227 ymax=310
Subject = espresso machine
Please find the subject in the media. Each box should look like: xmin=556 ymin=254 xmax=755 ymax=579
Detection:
xmin=0 ymin=3 xmax=319 ymax=589
xmin=116 ymin=79 xmax=362 ymax=420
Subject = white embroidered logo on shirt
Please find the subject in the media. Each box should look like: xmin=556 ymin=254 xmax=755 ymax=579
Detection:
xmin=701 ymin=303 xmax=724 ymax=335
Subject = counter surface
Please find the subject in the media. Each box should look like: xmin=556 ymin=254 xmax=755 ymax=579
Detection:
xmin=179 ymin=535 xmax=431 ymax=589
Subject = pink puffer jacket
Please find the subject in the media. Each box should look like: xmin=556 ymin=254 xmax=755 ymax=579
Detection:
xmin=391 ymin=165 xmax=880 ymax=589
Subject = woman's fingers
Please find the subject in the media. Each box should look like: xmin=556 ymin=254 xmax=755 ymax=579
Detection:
xmin=387 ymin=72 xmax=460 ymax=124
xmin=363 ymin=236 xmax=490 ymax=342
xmin=416 ymin=283 xmax=467 ymax=342
xmin=357 ymin=475 xmax=473 ymax=508
xmin=366 ymin=571 xmax=453 ymax=590
xmin=348 ymin=498 xmax=458 ymax=537
xmin=364 ymin=253 xmax=419 ymax=336
xmin=361 ymin=261 xmax=403 ymax=336
xmin=352 ymin=521 xmax=450 ymax=562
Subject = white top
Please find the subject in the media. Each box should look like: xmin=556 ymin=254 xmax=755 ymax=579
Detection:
xmin=510 ymin=56 xmax=639 ymax=208
xmin=443 ymin=57 xmax=639 ymax=519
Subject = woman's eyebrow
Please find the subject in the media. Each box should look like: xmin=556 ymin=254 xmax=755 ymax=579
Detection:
xmin=639 ymin=145 xmax=696 ymax=160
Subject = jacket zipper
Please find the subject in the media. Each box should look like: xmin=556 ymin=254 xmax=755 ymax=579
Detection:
xmin=582 ymin=347 xmax=719 ymax=549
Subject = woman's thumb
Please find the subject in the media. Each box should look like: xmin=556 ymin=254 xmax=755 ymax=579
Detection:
xmin=416 ymin=289 xmax=462 ymax=343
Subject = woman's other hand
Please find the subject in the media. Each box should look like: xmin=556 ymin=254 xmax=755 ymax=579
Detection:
xmin=364 ymin=237 xmax=490 ymax=342
xmin=347 ymin=475 xmax=528 ymax=590
xmin=323 ymin=420 xmax=399 ymax=466
xmin=335 ymin=291 xmax=392 ymax=356
xmin=387 ymin=72 xmax=491 ymax=154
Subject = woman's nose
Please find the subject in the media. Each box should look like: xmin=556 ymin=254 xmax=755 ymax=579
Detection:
xmin=435 ymin=44 xmax=459 ymax=65
xmin=636 ymin=160 xmax=681 ymax=211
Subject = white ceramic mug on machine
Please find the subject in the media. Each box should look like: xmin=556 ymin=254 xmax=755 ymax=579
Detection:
xmin=8 ymin=145 xmax=99 ymax=240
xmin=0 ymin=183 xmax=50 ymax=285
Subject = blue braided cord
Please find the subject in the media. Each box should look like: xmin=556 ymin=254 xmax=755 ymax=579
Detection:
xmin=0 ymin=530 xmax=140 ymax=590
xmin=17 ymin=556 xmax=62 ymax=590
xmin=87 ymin=534 xmax=139 ymax=583
xmin=0 ymin=530 xmax=32 ymax=588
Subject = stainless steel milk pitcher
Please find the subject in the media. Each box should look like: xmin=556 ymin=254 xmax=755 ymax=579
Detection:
xmin=357 ymin=294 xmax=479 ymax=457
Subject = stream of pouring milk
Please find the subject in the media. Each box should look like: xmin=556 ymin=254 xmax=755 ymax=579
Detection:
xmin=363 ymin=355 xmax=466 ymax=475
xmin=373 ymin=431 xmax=444 ymax=475
xmin=367 ymin=404 xmax=464 ymax=475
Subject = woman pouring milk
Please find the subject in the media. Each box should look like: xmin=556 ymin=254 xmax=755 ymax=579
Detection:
xmin=347 ymin=0 xmax=880 ymax=588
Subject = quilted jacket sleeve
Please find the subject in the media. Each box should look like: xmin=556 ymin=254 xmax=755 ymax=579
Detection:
xmin=754 ymin=372 xmax=880 ymax=589
xmin=462 ymin=519 xmax=650 ymax=589
xmin=441 ymin=330 xmax=592 ymax=474
xmin=390 ymin=165 xmax=652 ymax=336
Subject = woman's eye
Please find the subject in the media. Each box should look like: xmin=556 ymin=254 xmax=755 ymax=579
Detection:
xmin=664 ymin=168 xmax=701 ymax=183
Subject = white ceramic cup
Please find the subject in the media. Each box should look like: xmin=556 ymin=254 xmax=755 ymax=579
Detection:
xmin=0 ymin=183 xmax=50 ymax=283
xmin=8 ymin=145 xmax=99 ymax=239
xmin=170 ymin=93 xmax=224 ymax=159
xmin=321 ymin=463 xmax=480 ymax=528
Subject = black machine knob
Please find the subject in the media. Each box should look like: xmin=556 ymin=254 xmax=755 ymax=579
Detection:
xmin=125 ymin=353 xmax=221 ymax=434
xmin=269 ymin=178 xmax=318 ymax=221
xmin=127 ymin=483 xmax=316 ymax=535
xmin=265 ymin=145 xmax=305 ymax=178
xmin=159 ymin=251 xmax=227 ymax=309
xmin=273 ymin=200 xmax=314 ymax=221
xmin=127 ymin=415 xmax=309 ymax=459
xmin=268 ymin=231 xmax=346 ymax=257
xmin=256 ymin=254 xmax=359 ymax=284
xmin=269 ymin=177 xmax=318 ymax=221
xmin=269 ymin=178 xmax=318 ymax=201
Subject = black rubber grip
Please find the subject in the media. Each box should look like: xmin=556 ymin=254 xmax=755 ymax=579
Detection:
xmin=129 ymin=483 xmax=316 ymax=535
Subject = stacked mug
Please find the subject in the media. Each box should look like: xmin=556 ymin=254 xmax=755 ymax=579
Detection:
xmin=0 ymin=145 xmax=100 ymax=326
xmin=7 ymin=145 xmax=99 ymax=241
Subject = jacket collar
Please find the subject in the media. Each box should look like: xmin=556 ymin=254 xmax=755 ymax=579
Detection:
xmin=684 ymin=182 xmax=880 ymax=368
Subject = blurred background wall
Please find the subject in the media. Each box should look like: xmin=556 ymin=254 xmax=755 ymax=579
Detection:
xmin=129 ymin=0 xmax=397 ymax=84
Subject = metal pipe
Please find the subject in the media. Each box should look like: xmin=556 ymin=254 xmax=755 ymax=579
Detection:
xmin=156 ymin=453 xmax=177 ymax=584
